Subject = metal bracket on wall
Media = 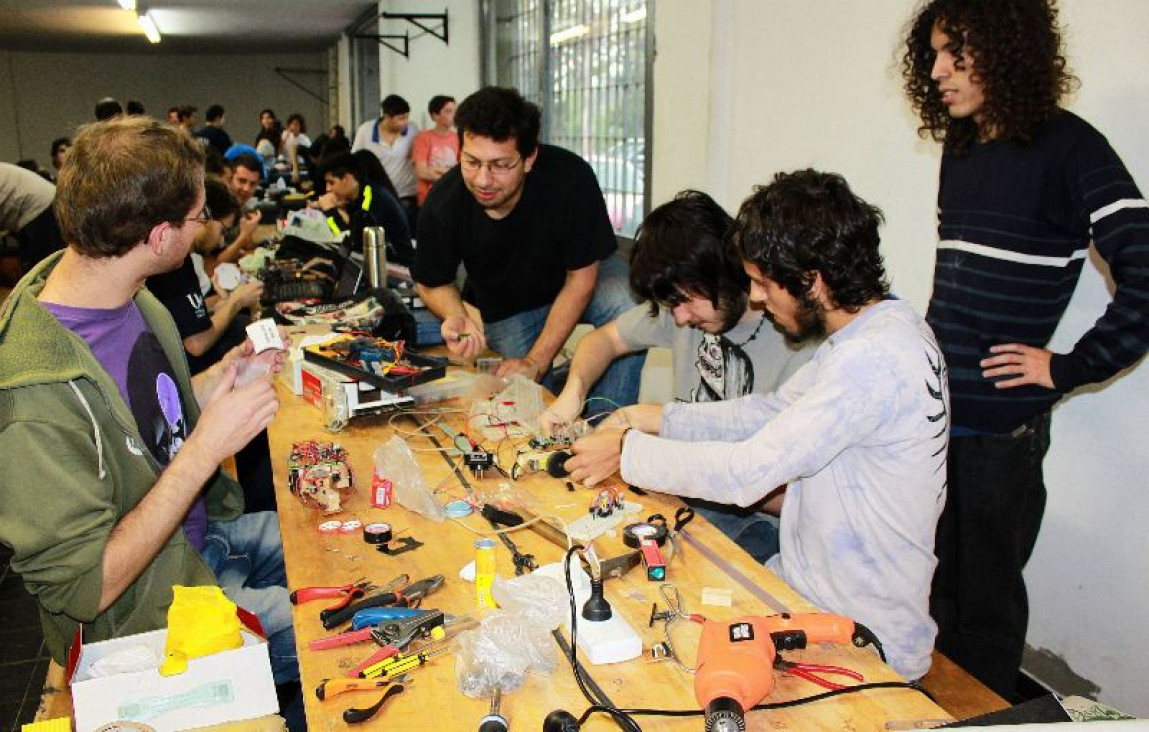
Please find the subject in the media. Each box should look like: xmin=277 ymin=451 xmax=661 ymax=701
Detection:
xmin=274 ymin=67 xmax=328 ymax=106
xmin=357 ymin=10 xmax=449 ymax=58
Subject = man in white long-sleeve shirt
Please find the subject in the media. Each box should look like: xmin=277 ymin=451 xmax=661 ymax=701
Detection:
xmin=567 ymin=170 xmax=950 ymax=679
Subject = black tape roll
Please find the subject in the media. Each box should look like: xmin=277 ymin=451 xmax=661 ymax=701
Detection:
xmin=547 ymin=450 xmax=572 ymax=478
xmin=363 ymin=521 xmax=393 ymax=545
xmin=622 ymin=521 xmax=668 ymax=549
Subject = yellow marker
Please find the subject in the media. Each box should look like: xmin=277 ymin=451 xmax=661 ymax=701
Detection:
xmin=475 ymin=538 xmax=498 ymax=609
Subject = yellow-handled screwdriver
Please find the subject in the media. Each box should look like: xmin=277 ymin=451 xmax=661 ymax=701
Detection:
xmin=361 ymin=646 xmax=449 ymax=679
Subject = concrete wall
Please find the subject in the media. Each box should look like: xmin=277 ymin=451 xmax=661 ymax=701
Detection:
xmin=0 ymin=50 xmax=327 ymax=169
xmin=653 ymin=0 xmax=1149 ymax=715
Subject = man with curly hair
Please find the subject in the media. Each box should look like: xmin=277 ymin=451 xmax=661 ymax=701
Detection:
xmin=568 ymin=170 xmax=950 ymax=680
xmin=903 ymin=0 xmax=1149 ymax=696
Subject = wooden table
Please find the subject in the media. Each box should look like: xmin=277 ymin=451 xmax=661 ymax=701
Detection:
xmin=267 ymin=372 xmax=951 ymax=731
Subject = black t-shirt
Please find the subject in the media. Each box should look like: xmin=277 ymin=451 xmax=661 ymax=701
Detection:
xmin=195 ymin=126 xmax=233 ymax=157
xmin=146 ymin=255 xmax=215 ymax=373
xmin=413 ymin=144 xmax=616 ymax=323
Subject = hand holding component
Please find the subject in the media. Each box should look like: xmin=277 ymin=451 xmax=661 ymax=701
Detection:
xmin=538 ymin=389 xmax=582 ymax=438
xmin=566 ymin=427 xmax=628 ymax=486
xmin=441 ymin=315 xmax=486 ymax=359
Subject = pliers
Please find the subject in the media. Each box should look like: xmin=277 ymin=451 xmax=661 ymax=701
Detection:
xmin=289 ymin=578 xmax=376 ymax=608
xmin=775 ymin=658 xmax=864 ymax=690
xmin=343 ymin=676 xmax=413 ymax=725
xmin=321 ymin=574 xmax=445 ymax=630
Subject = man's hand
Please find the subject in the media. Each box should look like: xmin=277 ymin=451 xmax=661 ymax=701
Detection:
xmin=238 ymin=210 xmax=261 ymax=241
xmin=188 ymin=364 xmax=280 ymax=466
xmin=229 ymin=280 xmax=264 ymax=309
xmin=567 ymin=427 xmax=628 ymax=486
xmin=441 ymin=315 xmax=486 ymax=359
xmin=539 ymin=389 xmax=583 ymax=436
xmin=497 ymin=357 xmax=541 ymax=382
xmin=981 ymin=343 xmax=1055 ymax=389
xmin=314 ymin=191 xmax=341 ymax=210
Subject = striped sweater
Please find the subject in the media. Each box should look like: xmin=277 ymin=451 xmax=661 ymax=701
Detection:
xmin=928 ymin=110 xmax=1149 ymax=433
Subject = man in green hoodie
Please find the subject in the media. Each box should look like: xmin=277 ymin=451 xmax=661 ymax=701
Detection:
xmin=0 ymin=117 xmax=299 ymax=703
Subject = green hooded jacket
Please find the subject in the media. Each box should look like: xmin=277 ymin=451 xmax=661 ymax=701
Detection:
xmin=0 ymin=252 xmax=243 ymax=664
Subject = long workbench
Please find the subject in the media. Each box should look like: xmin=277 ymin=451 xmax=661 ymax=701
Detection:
xmin=267 ymin=366 xmax=951 ymax=731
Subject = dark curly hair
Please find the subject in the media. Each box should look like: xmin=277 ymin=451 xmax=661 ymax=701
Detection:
xmin=630 ymin=190 xmax=746 ymax=331
xmin=902 ymin=0 xmax=1077 ymax=156
xmin=733 ymin=170 xmax=889 ymax=313
xmin=454 ymin=86 xmax=541 ymax=158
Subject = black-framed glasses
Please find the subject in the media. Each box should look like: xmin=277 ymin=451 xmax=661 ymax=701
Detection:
xmin=459 ymin=155 xmax=522 ymax=176
xmin=186 ymin=205 xmax=213 ymax=225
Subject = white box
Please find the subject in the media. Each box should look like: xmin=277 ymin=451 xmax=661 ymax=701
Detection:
xmin=71 ymin=628 xmax=279 ymax=732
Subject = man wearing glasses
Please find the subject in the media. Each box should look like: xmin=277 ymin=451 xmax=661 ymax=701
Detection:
xmin=414 ymin=86 xmax=644 ymax=411
xmin=0 ymin=117 xmax=303 ymax=728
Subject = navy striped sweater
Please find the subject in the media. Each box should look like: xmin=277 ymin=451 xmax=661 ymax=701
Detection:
xmin=928 ymin=110 xmax=1149 ymax=433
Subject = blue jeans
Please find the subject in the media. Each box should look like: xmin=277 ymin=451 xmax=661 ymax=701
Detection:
xmin=689 ymin=498 xmax=780 ymax=564
xmin=483 ymin=253 xmax=645 ymax=414
xmin=200 ymin=512 xmax=297 ymax=685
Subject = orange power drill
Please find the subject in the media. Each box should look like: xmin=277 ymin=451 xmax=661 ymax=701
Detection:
xmin=693 ymin=612 xmax=882 ymax=731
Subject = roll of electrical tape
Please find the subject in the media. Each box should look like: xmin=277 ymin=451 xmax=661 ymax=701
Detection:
xmin=363 ymin=521 xmax=393 ymax=545
xmin=444 ymin=499 xmax=474 ymax=518
xmin=318 ymin=520 xmax=344 ymax=534
xmin=623 ymin=521 xmax=668 ymax=549
xmin=339 ymin=519 xmax=363 ymax=533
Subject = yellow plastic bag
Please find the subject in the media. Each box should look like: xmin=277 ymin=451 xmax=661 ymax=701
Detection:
xmin=160 ymin=585 xmax=244 ymax=676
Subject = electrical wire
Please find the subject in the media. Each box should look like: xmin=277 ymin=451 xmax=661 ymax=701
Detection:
xmin=561 ymin=546 xmax=643 ymax=732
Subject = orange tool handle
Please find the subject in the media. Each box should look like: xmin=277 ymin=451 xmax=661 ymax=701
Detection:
xmin=314 ymin=677 xmax=391 ymax=701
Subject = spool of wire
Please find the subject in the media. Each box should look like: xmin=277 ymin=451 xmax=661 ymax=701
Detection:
xmin=622 ymin=521 xmax=668 ymax=549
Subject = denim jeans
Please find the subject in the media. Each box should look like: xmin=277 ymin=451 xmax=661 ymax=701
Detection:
xmin=200 ymin=512 xmax=297 ymax=686
xmin=689 ymin=498 xmax=781 ymax=565
xmin=930 ymin=412 xmax=1051 ymax=699
xmin=483 ymin=253 xmax=646 ymax=415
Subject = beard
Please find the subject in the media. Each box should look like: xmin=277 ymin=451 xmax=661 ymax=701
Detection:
xmin=768 ymin=299 xmax=826 ymax=343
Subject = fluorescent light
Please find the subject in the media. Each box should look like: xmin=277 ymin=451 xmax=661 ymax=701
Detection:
xmin=137 ymin=12 xmax=161 ymax=43
xmin=549 ymin=24 xmax=589 ymax=45
xmin=620 ymin=7 xmax=646 ymax=24
xmin=118 ymin=0 xmax=136 ymax=9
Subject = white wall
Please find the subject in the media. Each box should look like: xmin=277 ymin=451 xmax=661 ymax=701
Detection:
xmin=373 ymin=0 xmax=481 ymax=130
xmin=654 ymin=0 xmax=1149 ymax=715
xmin=0 ymin=50 xmax=327 ymax=169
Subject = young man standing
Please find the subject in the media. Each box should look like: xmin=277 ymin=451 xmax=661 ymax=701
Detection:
xmin=414 ymin=86 xmax=644 ymax=409
xmin=352 ymin=94 xmax=420 ymax=227
xmin=541 ymin=190 xmax=816 ymax=561
xmin=195 ymin=104 xmax=233 ymax=157
xmin=568 ymin=170 xmax=950 ymax=680
xmin=0 ymin=118 xmax=299 ymax=713
xmin=412 ymin=95 xmax=459 ymax=207
xmin=903 ymin=0 xmax=1149 ymax=696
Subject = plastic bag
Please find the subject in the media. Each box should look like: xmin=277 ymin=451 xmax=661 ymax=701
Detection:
xmin=453 ymin=573 xmax=566 ymax=697
xmin=374 ymin=435 xmax=445 ymax=521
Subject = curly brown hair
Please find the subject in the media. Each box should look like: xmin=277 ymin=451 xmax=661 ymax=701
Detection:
xmin=902 ymin=0 xmax=1076 ymax=156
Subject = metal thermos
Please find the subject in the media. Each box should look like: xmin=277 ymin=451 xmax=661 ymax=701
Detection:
xmin=363 ymin=226 xmax=387 ymax=289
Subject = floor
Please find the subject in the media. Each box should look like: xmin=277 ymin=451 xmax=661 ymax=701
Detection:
xmin=0 ymin=543 xmax=50 ymax=730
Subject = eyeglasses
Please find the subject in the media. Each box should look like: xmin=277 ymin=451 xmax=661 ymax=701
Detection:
xmin=460 ymin=155 xmax=522 ymax=177
xmin=186 ymin=206 xmax=213 ymax=226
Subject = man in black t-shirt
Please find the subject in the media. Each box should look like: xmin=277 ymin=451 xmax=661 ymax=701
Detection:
xmin=414 ymin=86 xmax=644 ymax=410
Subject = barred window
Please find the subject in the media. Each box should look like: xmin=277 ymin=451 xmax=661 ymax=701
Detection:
xmin=482 ymin=0 xmax=650 ymax=236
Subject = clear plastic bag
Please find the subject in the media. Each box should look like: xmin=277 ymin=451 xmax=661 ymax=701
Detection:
xmin=453 ymin=573 xmax=567 ymax=697
xmin=373 ymin=436 xmax=445 ymax=521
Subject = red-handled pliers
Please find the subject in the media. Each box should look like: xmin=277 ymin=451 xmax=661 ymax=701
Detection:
xmin=290 ymin=579 xmax=375 ymax=609
xmin=775 ymin=658 xmax=864 ymax=690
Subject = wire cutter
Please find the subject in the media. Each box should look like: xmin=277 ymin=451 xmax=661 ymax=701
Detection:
xmin=289 ymin=578 xmax=375 ymax=608
xmin=321 ymin=574 xmax=445 ymax=630
xmin=342 ymin=676 xmax=413 ymax=724
xmin=774 ymin=658 xmax=864 ymax=690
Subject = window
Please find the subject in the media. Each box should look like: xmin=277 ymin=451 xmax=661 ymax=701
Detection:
xmin=482 ymin=0 xmax=650 ymax=236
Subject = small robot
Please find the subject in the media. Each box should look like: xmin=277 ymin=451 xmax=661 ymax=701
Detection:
xmin=288 ymin=441 xmax=355 ymax=514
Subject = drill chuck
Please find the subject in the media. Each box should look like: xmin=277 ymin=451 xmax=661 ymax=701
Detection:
xmin=704 ymin=697 xmax=746 ymax=732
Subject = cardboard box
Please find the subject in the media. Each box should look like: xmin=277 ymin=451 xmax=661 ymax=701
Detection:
xmin=70 ymin=628 xmax=278 ymax=732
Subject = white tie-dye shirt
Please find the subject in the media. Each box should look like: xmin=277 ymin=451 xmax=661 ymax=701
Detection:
xmin=620 ymin=299 xmax=949 ymax=679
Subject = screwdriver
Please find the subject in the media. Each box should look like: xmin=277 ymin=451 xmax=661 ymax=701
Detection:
xmin=478 ymin=687 xmax=508 ymax=732
xmin=361 ymin=646 xmax=450 ymax=679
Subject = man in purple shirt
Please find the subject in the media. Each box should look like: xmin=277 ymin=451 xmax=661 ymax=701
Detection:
xmin=0 ymin=117 xmax=302 ymax=728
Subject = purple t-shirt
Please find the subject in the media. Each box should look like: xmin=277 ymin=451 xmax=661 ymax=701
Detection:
xmin=44 ymin=299 xmax=208 ymax=550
